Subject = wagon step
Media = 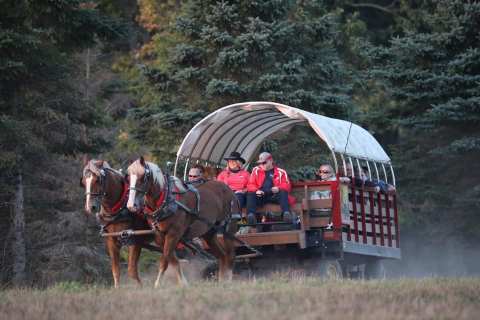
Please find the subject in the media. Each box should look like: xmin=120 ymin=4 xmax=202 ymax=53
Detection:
xmin=235 ymin=243 xmax=262 ymax=259
xmin=235 ymin=252 xmax=262 ymax=260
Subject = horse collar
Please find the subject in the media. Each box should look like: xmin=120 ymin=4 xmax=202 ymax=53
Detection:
xmin=145 ymin=173 xmax=168 ymax=214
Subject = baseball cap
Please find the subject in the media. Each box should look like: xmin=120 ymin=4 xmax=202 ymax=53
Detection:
xmin=256 ymin=152 xmax=273 ymax=164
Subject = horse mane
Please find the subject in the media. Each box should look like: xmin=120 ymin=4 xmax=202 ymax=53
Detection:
xmin=83 ymin=159 xmax=110 ymax=176
xmin=128 ymin=159 xmax=165 ymax=189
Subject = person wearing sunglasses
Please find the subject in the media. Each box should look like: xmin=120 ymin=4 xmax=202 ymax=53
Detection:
xmin=187 ymin=165 xmax=206 ymax=186
xmin=217 ymin=151 xmax=250 ymax=220
xmin=246 ymin=152 xmax=295 ymax=224
xmin=315 ymin=164 xmax=336 ymax=181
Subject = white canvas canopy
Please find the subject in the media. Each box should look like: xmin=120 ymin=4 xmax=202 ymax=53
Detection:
xmin=175 ymin=102 xmax=391 ymax=170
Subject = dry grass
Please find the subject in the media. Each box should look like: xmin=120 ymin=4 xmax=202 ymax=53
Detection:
xmin=1 ymin=277 xmax=480 ymax=320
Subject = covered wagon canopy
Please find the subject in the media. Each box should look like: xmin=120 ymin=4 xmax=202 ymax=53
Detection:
xmin=175 ymin=102 xmax=391 ymax=171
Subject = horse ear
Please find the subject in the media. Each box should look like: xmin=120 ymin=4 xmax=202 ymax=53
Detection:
xmin=140 ymin=156 xmax=145 ymax=166
xmin=82 ymin=154 xmax=90 ymax=166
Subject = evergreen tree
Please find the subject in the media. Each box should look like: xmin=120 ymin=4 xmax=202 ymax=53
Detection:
xmin=122 ymin=0 xmax=355 ymax=161
xmin=363 ymin=0 xmax=480 ymax=240
xmin=0 ymin=0 xmax=127 ymax=285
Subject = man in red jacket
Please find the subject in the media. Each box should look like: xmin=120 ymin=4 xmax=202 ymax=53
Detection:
xmin=246 ymin=152 xmax=294 ymax=224
xmin=217 ymin=151 xmax=250 ymax=219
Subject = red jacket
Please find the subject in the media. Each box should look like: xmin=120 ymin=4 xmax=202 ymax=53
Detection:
xmin=217 ymin=168 xmax=250 ymax=192
xmin=247 ymin=165 xmax=295 ymax=205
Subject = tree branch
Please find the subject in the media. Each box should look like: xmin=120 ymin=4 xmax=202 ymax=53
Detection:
xmin=347 ymin=1 xmax=399 ymax=15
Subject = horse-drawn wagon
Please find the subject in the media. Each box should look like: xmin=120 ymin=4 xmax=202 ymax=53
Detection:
xmin=175 ymin=101 xmax=400 ymax=279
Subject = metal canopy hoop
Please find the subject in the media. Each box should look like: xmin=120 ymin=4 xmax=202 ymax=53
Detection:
xmin=175 ymin=102 xmax=392 ymax=175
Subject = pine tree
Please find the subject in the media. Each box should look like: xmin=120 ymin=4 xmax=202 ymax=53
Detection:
xmin=363 ymin=0 xmax=480 ymax=239
xmin=0 ymin=0 xmax=127 ymax=285
xmin=122 ymin=0 xmax=355 ymax=161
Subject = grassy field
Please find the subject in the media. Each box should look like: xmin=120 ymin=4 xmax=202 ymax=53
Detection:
xmin=1 ymin=277 xmax=479 ymax=320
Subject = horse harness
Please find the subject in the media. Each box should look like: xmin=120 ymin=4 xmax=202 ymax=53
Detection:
xmin=84 ymin=167 xmax=139 ymax=243
xmin=133 ymin=164 xmax=232 ymax=239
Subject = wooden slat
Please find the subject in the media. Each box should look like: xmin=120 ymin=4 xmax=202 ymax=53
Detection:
xmin=349 ymin=223 xmax=396 ymax=236
xmin=385 ymin=193 xmax=392 ymax=247
xmin=368 ymin=192 xmax=377 ymax=245
xmin=350 ymin=188 xmax=359 ymax=242
xmin=342 ymin=232 xmax=398 ymax=248
xmin=235 ymin=230 xmax=302 ymax=246
xmin=309 ymin=216 xmax=330 ymax=228
xmin=359 ymin=188 xmax=367 ymax=244
xmin=307 ymin=198 xmax=332 ymax=209
xmin=377 ymin=192 xmax=385 ymax=246
xmin=393 ymin=194 xmax=400 ymax=248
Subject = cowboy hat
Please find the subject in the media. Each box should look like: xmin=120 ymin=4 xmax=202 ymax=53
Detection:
xmin=224 ymin=151 xmax=246 ymax=164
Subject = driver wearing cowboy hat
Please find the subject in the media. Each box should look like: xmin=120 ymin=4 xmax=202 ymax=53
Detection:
xmin=217 ymin=151 xmax=250 ymax=219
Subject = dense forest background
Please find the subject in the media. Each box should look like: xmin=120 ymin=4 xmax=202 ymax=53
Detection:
xmin=1 ymin=0 xmax=479 ymax=286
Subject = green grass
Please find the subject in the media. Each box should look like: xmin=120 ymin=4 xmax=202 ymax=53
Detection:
xmin=1 ymin=277 xmax=480 ymax=320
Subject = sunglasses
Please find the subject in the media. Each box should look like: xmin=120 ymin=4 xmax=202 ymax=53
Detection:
xmin=189 ymin=174 xmax=200 ymax=178
xmin=319 ymin=170 xmax=331 ymax=174
xmin=258 ymin=161 xmax=268 ymax=165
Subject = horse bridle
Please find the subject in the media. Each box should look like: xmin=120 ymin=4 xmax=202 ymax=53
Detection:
xmin=84 ymin=168 xmax=108 ymax=200
xmin=128 ymin=164 xmax=153 ymax=195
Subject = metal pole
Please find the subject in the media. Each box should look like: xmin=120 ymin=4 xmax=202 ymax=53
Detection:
xmin=331 ymin=150 xmax=339 ymax=175
xmin=373 ymin=162 xmax=380 ymax=181
xmin=356 ymin=158 xmax=362 ymax=180
xmin=381 ymin=163 xmax=388 ymax=184
xmin=348 ymin=157 xmax=355 ymax=178
xmin=390 ymin=164 xmax=396 ymax=186
xmin=366 ymin=161 xmax=372 ymax=180
xmin=183 ymin=158 xmax=190 ymax=181
xmin=174 ymin=156 xmax=180 ymax=176
xmin=340 ymin=154 xmax=347 ymax=176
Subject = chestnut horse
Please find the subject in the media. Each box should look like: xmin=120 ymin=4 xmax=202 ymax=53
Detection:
xmin=126 ymin=157 xmax=237 ymax=286
xmin=81 ymin=158 xmax=150 ymax=288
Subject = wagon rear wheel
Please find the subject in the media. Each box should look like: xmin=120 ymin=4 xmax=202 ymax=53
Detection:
xmin=201 ymin=261 xmax=218 ymax=280
xmin=364 ymin=259 xmax=386 ymax=279
xmin=317 ymin=259 xmax=343 ymax=280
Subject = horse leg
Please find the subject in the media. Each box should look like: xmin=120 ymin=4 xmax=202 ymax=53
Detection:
xmin=164 ymin=232 xmax=188 ymax=286
xmin=153 ymin=233 xmax=167 ymax=288
xmin=106 ymin=237 xmax=121 ymax=288
xmin=221 ymin=235 xmax=236 ymax=281
xmin=127 ymin=244 xmax=142 ymax=287
xmin=202 ymin=231 xmax=231 ymax=281
xmin=154 ymin=232 xmax=187 ymax=287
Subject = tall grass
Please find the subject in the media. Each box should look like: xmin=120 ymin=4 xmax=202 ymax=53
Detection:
xmin=1 ymin=277 xmax=479 ymax=320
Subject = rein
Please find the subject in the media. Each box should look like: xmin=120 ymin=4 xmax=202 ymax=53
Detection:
xmin=86 ymin=168 xmax=130 ymax=215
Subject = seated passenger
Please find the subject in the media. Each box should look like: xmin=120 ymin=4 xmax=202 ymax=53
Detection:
xmin=217 ymin=151 xmax=250 ymax=209
xmin=187 ymin=165 xmax=206 ymax=186
xmin=315 ymin=164 xmax=336 ymax=181
xmin=360 ymin=166 xmax=396 ymax=194
xmin=341 ymin=163 xmax=395 ymax=193
xmin=246 ymin=152 xmax=295 ymax=224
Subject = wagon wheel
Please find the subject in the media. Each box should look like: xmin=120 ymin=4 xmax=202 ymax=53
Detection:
xmin=317 ymin=260 xmax=343 ymax=280
xmin=201 ymin=261 xmax=218 ymax=280
xmin=364 ymin=259 xmax=386 ymax=280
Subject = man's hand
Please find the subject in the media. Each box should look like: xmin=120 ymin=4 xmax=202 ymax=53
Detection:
xmin=271 ymin=186 xmax=279 ymax=193
xmin=256 ymin=190 xmax=264 ymax=196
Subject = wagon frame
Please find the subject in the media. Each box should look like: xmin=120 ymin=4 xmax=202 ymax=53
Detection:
xmin=175 ymin=101 xmax=400 ymax=278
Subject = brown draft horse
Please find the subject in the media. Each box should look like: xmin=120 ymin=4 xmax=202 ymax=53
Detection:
xmin=126 ymin=157 xmax=237 ymax=286
xmin=81 ymin=158 xmax=150 ymax=288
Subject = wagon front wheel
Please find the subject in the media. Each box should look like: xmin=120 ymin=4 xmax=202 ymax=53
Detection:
xmin=364 ymin=259 xmax=386 ymax=279
xmin=317 ymin=259 xmax=343 ymax=280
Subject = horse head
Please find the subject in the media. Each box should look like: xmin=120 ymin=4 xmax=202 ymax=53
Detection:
xmin=81 ymin=158 xmax=109 ymax=214
xmin=81 ymin=158 xmax=125 ymax=215
xmin=126 ymin=156 xmax=166 ymax=213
